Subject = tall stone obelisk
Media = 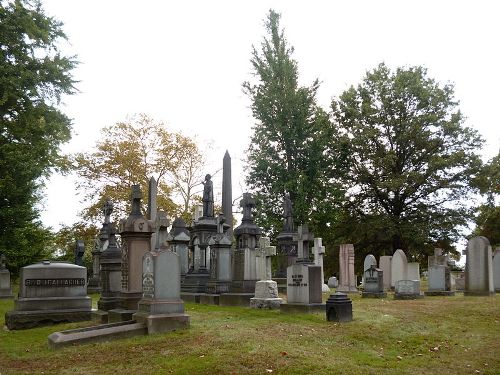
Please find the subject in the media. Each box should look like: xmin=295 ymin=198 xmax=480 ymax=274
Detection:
xmin=222 ymin=150 xmax=233 ymax=239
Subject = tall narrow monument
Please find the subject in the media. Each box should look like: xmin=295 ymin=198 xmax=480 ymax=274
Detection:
xmin=222 ymin=150 xmax=233 ymax=240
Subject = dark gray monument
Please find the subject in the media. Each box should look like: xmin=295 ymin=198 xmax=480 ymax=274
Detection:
xmin=361 ymin=265 xmax=386 ymax=298
xmin=97 ymin=223 xmax=122 ymax=315
xmin=0 ymin=254 xmax=13 ymax=299
xmin=275 ymin=193 xmax=297 ymax=281
xmin=167 ymin=217 xmax=190 ymax=281
xmin=326 ymin=292 xmax=353 ymax=322
xmin=6 ymin=261 xmax=92 ymax=329
xmin=205 ymin=215 xmax=233 ymax=295
xmin=74 ymin=240 xmax=85 ymax=266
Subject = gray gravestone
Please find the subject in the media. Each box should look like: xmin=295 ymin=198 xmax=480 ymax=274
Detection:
xmin=464 ymin=236 xmax=494 ymax=296
xmin=391 ymin=249 xmax=408 ymax=288
xmin=74 ymin=240 xmax=85 ymax=266
xmin=5 ymin=261 xmax=91 ymax=329
xmin=362 ymin=254 xmax=377 ymax=285
xmin=362 ymin=265 xmax=386 ymax=298
xmin=394 ymin=279 xmax=423 ymax=300
xmin=0 ymin=254 xmax=13 ymax=299
xmin=327 ymin=276 xmax=338 ymax=288
xmin=493 ymin=247 xmax=500 ymax=292
xmin=167 ymin=217 xmax=190 ymax=277
xmin=133 ymin=248 xmax=190 ymax=334
xmin=407 ymin=262 xmax=420 ymax=281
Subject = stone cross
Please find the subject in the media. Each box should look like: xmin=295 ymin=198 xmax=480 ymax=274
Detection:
xmin=0 ymin=254 xmax=6 ymax=270
xmin=313 ymin=237 xmax=326 ymax=284
xmin=292 ymin=225 xmax=314 ymax=261
xmin=155 ymin=210 xmax=170 ymax=249
xmin=130 ymin=184 xmax=143 ymax=216
xmin=103 ymin=199 xmax=113 ymax=224
xmin=256 ymin=237 xmax=276 ymax=280
xmin=240 ymin=193 xmax=256 ymax=222
xmin=217 ymin=214 xmax=226 ymax=235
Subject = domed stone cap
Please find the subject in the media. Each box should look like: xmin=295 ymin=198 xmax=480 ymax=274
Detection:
xmin=171 ymin=217 xmax=189 ymax=236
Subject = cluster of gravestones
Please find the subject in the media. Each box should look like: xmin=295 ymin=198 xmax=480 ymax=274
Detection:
xmin=2 ymin=152 xmax=499 ymax=348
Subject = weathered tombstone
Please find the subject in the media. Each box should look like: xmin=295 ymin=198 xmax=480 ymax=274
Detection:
xmin=327 ymin=276 xmax=338 ymax=288
xmin=454 ymin=272 xmax=465 ymax=291
xmin=407 ymin=262 xmax=420 ymax=281
xmin=109 ymin=185 xmax=154 ymax=321
xmin=379 ymin=255 xmax=392 ymax=290
xmin=493 ymin=247 xmax=500 ymax=292
xmin=361 ymin=265 xmax=386 ymax=298
xmin=281 ymin=225 xmax=324 ymax=313
xmin=362 ymin=254 xmax=377 ymax=286
xmin=337 ymin=244 xmax=357 ymax=293
xmin=313 ymin=238 xmax=330 ymax=292
xmin=250 ymin=237 xmax=283 ymax=309
xmin=167 ymin=217 xmax=190 ymax=278
xmin=133 ymin=249 xmax=190 ymax=334
xmin=391 ymin=249 xmax=408 ymax=288
xmin=326 ymin=292 xmax=352 ymax=322
xmin=464 ymin=236 xmax=494 ymax=296
xmin=428 ymin=248 xmax=448 ymax=268
xmin=394 ymin=280 xmax=423 ymax=300
xmin=5 ymin=261 xmax=91 ymax=329
xmin=74 ymin=240 xmax=85 ymax=266
xmin=425 ymin=265 xmax=455 ymax=296
xmin=0 ymin=254 xmax=13 ymax=299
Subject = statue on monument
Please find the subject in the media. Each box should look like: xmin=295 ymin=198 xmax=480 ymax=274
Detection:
xmin=202 ymin=174 xmax=214 ymax=217
xmin=283 ymin=192 xmax=294 ymax=232
xmin=102 ymin=199 xmax=113 ymax=224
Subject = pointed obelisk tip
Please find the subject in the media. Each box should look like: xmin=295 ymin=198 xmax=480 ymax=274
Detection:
xmin=224 ymin=150 xmax=230 ymax=159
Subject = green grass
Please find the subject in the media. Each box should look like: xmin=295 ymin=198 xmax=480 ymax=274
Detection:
xmin=0 ymin=292 xmax=499 ymax=374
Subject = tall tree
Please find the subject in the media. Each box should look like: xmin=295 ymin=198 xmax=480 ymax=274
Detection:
xmin=243 ymin=9 xmax=346 ymax=238
xmin=0 ymin=0 xmax=77 ymax=272
xmin=72 ymin=114 xmax=205 ymax=224
xmin=331 ymin=63 xmax=483 ymax=262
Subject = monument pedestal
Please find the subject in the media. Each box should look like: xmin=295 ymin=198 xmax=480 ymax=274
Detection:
xmin=133 ymin=299 xmax=189 ymax=334
xmin=326 ymin=292 xmax=352 ymax=322
xmin=281 ymin=262 xmax=324 ymax=314
xmin=250 ymin=280 xmax=282 ymax=309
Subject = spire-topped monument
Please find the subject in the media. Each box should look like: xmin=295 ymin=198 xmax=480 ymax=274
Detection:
xmin=222 ymin=150 xmax=233 ymax=238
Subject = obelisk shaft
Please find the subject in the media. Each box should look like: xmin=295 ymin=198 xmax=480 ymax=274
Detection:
xmin=222 ymin=150 xmax=233 ymax=239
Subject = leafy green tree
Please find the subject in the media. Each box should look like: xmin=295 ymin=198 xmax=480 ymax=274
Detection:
xmin=473 ymin=150 xmax=500 ymax=246
xmin=0 ymin=0 xmax=77 ymax=273
xmin=331 ymin=63 xmax=483 ymax=263
xmin=244 ymin=9 xmax=347 ymax=238
xmin=72 ymin=114 xmax=205 ymax=224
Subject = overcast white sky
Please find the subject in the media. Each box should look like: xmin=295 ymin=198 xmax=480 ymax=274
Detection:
xmin=39 ymin=0 xmax=500 ymax=231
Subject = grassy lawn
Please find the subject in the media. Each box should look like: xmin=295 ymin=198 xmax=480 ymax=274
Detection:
xmin=0 ymin=291 xmax=499 ymax=375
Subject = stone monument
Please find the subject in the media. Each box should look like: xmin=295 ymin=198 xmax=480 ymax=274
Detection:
xmin=109 ymin=185 xmax=154 ymax=321
xmin=464 ymin=236 xmax=494 ymax=296
xmin=97 ymin=223 xmax=122 ymax=315
xmin=275 ymin=193 xmax=297 ymax=280
xmin=379 ymin=255 xmax=392 ymax=290
xmin=281 ymin=225 xmax=324 ymax=313
xmin=5 ymin=261 xmax=92 ymax=329
xmin=205 ymin=215 xmax=233 ymax=295
xmin=0 ymin=254 xmax=13 ymax=299
xmin=361 ymin=265 xmax=386 ymax=298
xmin=337 ymin=244 xmax=357 ymax=293
xmin=147 ymin=176 xmax=158 ymax=251
xmin=326 ymin=292 xmax=352 ymax=322
xmin=425 ymin=249 xmax=455 ymax=296
xmin=74 ymin=240 xmax=85 ymax=266
xmin=222 ymin=150 xmax=233 ymax=239
xmin=327 ymin=276 xmax=338 ymax=288
xmin=390 ymin=249 xmax=408 ymax=289
xmin=493 ymin=247 xmax=500 ymax=292
xmin=362 ymin=254 xmax=377 ymax=286
xmin=232 ymin=193 xmax=262 ymax=293
xmin=250 ymin=237 xmax=283 ymax=309
xmin=167 ymin=217 xmax=190 ymax=280
xmin=312 ymin=238 xmax=330 ymax=292
xmin=407 ymin=262 xmax=420 ymax=281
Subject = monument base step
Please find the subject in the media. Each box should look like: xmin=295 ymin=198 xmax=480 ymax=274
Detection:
xmin=97 ymin=297 xmax=121 ymax=312
xmin=5 ymin=308 xmax=92 ymax=330
xmin=250 ymin=297 xmax=283 ymax=309
xmin=133 ymin=312 xmax=190 ymax=334
xmin=48 ymin=320 xmax=147 ymax=349
xmin=463 ymin=290 xmax=495 ymax=296
xmin=394 ymin=293 xmax=424 ymax=300
xmin=199 ymin=294 xmax=220 ymax=305
xmin=91 ymin=309 xmax=109 ymax=324
xmin=362 ymin=292 xmax=387 ymax=298
xmin=280 ymin=303 xmax=325 ymax=314
xmin=219 ymin=293 xmax=254 ymax=307
xmin=424 ymin=290 xmax=455 ymax=296
xmin=108 ymin=309 xmax=137 ymax=322
xmin=0 ymin=292 xmax=13 ymax=299
xmin=87 ymin=286 xmax=102 ymax=294
xmin=180 ymin=292 xmax=201 ymax=303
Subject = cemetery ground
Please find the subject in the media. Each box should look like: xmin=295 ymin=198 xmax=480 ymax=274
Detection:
xmin=0 ymin=290 xmax=498 ymax=375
